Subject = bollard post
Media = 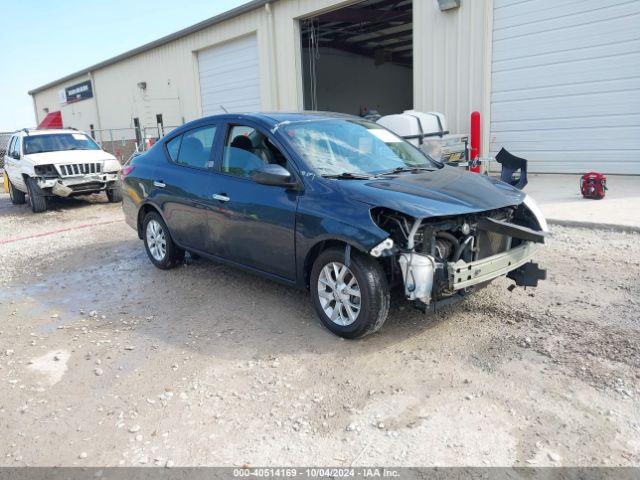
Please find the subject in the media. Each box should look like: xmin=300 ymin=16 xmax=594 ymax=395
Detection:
xmin=470 ymin=111 xmax=481 ymax=173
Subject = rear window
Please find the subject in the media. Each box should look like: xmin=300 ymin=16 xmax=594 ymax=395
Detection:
xmin=165 ymin=125 xmax=217 ymax=169
xmin=23 ymin=133 xmax=100 ymax=154
xmin=166 ymin=136 xmax=182 ymax=161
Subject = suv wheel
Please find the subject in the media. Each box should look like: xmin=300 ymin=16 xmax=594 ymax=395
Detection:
xmin=26 ymin=177 xmax=48 ymax=213
xmin=310 ymin=247 xmax=390 ymax=339
xmin=106 ymin=183 xmax=123 ymax=203
xmin=143 ymin=212 xmax=184 ymax=269
xmin=8 ymin=178 xmax=26 ymax=205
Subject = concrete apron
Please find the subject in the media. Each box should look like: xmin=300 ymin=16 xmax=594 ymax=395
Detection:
xmin=508 ymin=174 xmax=640 ymax=233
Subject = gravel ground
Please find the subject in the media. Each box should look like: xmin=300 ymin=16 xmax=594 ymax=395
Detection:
xmin=0 ymin=191 xmax=638 ymax=467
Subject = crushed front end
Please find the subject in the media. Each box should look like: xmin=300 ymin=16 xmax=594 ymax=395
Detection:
xmin=34 ymin=161 xmax=121 ymax=197
xmin=370 ymin=196 xmax=548 ymax=311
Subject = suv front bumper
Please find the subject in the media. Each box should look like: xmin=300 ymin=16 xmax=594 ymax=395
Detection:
xmin=37 ymin=173 xmax=119 ymax=195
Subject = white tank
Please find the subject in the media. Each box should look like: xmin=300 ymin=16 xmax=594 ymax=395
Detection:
xmin=377 ymin=110 xmax=468 ymax=165
xmin=398 ymin=253 xmax=436 ymax=304
xmin=377 ymin=110 xmax=448 ymax=147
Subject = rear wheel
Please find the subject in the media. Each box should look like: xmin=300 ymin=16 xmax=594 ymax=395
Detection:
xmin=143 ymin=211 xmax=184 ymax=269
xmin=106 ymin=182 xmax=123 ymax=203
xmin=26 ymin=177 xmax=48 ymax=213
xmin=8 ymin=178 xmax=26 ymax=205
xmin=310 ymin=247 xmax=390 ymax=339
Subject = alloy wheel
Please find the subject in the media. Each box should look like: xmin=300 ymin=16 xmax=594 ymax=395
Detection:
xmin=317 ymin=261 xmax=361 ymax=326
xmin=146 ymin=219 xmax=167 ymax=261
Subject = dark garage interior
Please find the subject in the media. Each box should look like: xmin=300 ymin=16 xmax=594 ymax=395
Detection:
xmin=300 ymin=0 xmax=413 ymax=117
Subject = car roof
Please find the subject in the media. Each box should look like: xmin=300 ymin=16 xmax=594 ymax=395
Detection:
xmin=253 ymin=111 xmax=358 ymax=124
xmin=180 ymin=111 xmax=360 ymax=131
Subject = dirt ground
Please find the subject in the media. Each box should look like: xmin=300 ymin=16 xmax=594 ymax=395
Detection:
xmin=0 ymin=192 xmax=638 ymax=467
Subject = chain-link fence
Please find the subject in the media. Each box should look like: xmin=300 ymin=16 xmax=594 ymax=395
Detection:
xmin=91 ymin=126 xmax=179 ymax=164
xmin=90 ymin=127 xmax=139 ymax=165
xmin=0 ymin=132 xmax=12 ymax=170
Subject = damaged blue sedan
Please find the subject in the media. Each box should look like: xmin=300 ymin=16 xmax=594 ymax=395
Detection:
xmin=122 ymin=112 xmax=548 ymax=339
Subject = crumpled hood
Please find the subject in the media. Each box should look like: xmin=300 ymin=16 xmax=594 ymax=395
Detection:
xmin=23 ymin=149 xmax=117 ymax=166
xmin=333 ymin=166 xmax=525 ymax=218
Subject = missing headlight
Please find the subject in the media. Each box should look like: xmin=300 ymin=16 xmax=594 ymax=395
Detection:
xmin=34 ymin=164 xmax=59 ymax=178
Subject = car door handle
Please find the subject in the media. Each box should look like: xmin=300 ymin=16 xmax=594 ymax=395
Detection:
xmin=153 ymin=180 xmax=166 ymax=188
xmin=212 ymin=193 xmax=230 ymax=202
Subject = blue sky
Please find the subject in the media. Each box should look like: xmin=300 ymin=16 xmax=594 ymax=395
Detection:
xmin=0 ymin=0 xmax=248 ymax=131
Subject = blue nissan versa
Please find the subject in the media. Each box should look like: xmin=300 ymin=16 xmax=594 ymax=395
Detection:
xmin=122 ymin=112 xmax=548 ymax=339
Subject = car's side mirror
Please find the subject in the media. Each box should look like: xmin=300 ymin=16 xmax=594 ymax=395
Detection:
xmin=251 ymin=164 xmax=296 ymax=188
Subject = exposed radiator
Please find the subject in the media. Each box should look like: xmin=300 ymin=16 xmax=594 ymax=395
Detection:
xmin=477 ymin=230 xmax=511 ymax=259
xmin=58 ymin=163 xmax=102 ymax=177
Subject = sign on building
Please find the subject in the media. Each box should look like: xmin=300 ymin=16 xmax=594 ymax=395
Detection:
xmin=64 ymin=80 xmax=93 ymax=103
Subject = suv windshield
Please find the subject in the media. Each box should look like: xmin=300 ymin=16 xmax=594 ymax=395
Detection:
xmin=23 ymin=133 xmax=100 ymax=154
xmin=281 ymin=119 xmax=437 ymax=177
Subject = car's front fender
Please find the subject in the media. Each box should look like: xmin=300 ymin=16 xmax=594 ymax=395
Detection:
xmin=294 ymin=184 xmax=389 ymax=285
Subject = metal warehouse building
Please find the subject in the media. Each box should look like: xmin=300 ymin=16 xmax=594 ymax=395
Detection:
xmin=29 ymin=0 xmax=640 ymax=174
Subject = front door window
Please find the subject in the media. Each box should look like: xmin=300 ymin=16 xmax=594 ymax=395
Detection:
xmin=222 ymin=125 xmax=287 ymax=178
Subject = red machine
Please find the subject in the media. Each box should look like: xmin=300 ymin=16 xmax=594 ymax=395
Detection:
xmin=580 ymin=172 xmax=607 ymax=199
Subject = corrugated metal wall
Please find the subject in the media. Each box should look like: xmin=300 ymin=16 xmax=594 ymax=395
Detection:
xmin=490 ymin=0 xmax=640 ymax=174
xmin=413 ymin=0 xmax=491 ymax=137
xmin=33 ymin=6 xmax=270 ymax=135
xmin=31 ymin=0 xmax=490 ymax=149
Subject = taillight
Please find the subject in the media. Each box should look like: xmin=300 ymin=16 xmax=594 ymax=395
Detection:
xmin=120 ymin=165 xmax=135 ymax=181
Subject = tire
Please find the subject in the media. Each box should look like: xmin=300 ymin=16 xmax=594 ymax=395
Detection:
xmin=142 ymin=211 xmax=184 ymax=269
xmin=26 ymin=177 xmax=48 ymax=213
xmin=310 ymin=247 xmax=390 ymax=339
xmin=8 ymin=178 xmax=26 ymax=205
xmin=106 ymin=182 xmax=123 ymax=203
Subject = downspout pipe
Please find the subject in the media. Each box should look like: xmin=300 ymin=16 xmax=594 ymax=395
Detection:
xmin=88 ymin=71 xmax=103 ymax=132
xmin=264 ymin=2 xmax=280 ymax=109
xmin=31 ymin=95 xmax=38 ymax=128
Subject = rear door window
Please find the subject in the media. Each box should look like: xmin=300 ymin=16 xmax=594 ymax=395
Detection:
xmin=166 ymin=125 xmax=217 ymax=169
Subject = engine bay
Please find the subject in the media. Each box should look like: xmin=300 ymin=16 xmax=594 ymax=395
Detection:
xmin=371 ymin=203 xmax=547 ymax=307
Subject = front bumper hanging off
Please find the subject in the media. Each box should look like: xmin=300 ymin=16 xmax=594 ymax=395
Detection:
xmin=37 ymin=173 xmax=119 ymax=197
xmin=397 ymin=241 xmax=546 ymax=313
xmin=448 ymin=242 xmax=543 ymax=290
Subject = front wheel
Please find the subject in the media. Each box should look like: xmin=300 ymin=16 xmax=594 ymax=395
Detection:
xmin=106 ymin=183 xmax=123 ymax=203
xmin=26 ymin=177 xmax=48 ymax=213
xmin=310 ymin=247 xmax=390 ymax=339
xmin=142 ymin=212 xmax=184 ymax=269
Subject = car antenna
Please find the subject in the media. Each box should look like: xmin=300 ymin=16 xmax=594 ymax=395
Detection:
xmin=219 ymin=105 xmax=229 ymax=113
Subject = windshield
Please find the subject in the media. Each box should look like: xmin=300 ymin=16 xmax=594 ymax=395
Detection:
xmin=23 ymin=133 xmax=101 ymax=154
xmin=281 ymin=119 xmax=436 ymax=176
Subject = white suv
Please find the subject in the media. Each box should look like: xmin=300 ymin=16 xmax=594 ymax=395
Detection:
xmin=3 ymin=129 xmax=122 ymax=213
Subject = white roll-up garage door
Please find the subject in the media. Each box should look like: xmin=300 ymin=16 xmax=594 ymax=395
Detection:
xmin=198 ymin=34 xmax=261 ymax=115
xmin=490 ymin=0 xmax=640 ymax=174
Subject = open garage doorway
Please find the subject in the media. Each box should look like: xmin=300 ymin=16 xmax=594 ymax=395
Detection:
xmin=300 ymin=0 xmax=413 ymax=118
